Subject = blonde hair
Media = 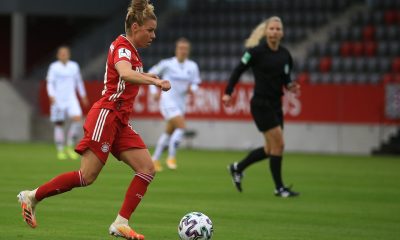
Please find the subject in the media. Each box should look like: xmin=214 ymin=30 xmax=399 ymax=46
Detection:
xmin=175 ymin=37 xmax=191 ymax=47
xmin=125 ymin=0 xmax=157 ymax=33
xmin=244 ymin=16 xmax=283 ymax=48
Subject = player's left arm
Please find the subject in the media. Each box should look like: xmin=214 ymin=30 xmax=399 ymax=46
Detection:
xmin=75 ymin=63 xmax=89 ymax=107
xmin=188 ymin=62 xmax=201 ymax=94
xmin=116 ymin=61 xmax=170 ymax=91
xmin=284 ymin=52 xmax=300 ymax=94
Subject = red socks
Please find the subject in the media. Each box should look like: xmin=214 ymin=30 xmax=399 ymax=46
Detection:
xmin=35 ymin=171 xmax=87 ymax=201
xmin=34 ymin=170 xmax=153 ymax=221
xmin=118 ymin=173 xmax=154 ymax=220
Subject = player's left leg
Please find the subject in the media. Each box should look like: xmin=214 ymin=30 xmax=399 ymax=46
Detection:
xmin=66 ymin=102 xmax=83 ymax=159
xmin=264 ymin=127 xmax=299 ymax=197
xmin=166 ymin=115 xmax=186 ymax=169
xmin=110 ymin=148 xmax=154 ymax=240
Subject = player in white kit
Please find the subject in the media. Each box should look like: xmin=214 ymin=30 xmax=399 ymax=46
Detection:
xmin=149 ymin=38 xmax=201 ymax=171
xmin=46 ymin=46 xmax=89 ymax=160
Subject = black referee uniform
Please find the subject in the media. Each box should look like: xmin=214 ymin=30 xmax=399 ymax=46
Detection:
xmin=225 ymin=42 xmax=299 ymax=197
xmin=225 ymin=43 xmax=293 ymax=132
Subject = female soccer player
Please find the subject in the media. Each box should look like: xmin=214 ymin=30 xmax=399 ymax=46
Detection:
xmin=148 ymin=38 xmax=201 ymax=171
xmin=17 ymin=0 xmax=170 ymax=239
xmin=223 ymin=16 xmax=300 ymax=197
xmin=47 ymin=46 xmax=89 ymax=160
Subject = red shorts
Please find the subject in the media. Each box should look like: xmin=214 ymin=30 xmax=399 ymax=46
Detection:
xmin=75 ymin=108 xmax=146 ymax=164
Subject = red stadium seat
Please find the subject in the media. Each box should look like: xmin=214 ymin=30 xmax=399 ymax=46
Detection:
xmin=352 ymin=42 xmax=364 ymax=57
xmin=319 ymin=57 xmax=332 ymax=72
xmin=296 ymin=72 xmax=310 ymax=84
xmin=384 ymin=10 xmax=397 ymax=25
xmin=391 ymin=58 xmax=400 ymax=73
xmin=362 ymin=25 xmax=375 ymax=41
xmin=340 ymin=42 xmax=352 ymax=57
xmin=364 ymin=41 xmax=377 ymax=56
xmin=382 ymin=73 xmax=393 ymax=84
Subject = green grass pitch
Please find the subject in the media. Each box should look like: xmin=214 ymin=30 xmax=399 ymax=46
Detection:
xmin=1 ymin=142 xmax=399 ymax=240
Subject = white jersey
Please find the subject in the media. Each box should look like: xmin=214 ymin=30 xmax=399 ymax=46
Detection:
xmin=46 ymin=60 xmax=86 ymax=121
xmin=149 ymin=57 xmax=201 ymax=118
xmin=46 ymin=60 xmax=86 ymax=106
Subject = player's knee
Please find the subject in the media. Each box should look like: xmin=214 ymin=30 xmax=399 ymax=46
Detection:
xmin=136 ymin=164 xmax=156 ymax=177
xmin=80 ymin=171 xmax=98 ymax=186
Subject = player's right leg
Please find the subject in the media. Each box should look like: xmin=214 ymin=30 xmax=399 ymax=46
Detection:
xmin=151 ymin=131 xmax=171 ymax=172
xmin=17 ymin=150 xmax=104 ymax=228
xmin=51 ymin=104 xmax=67 ymax=160
xmin=166 ymin=115 xmax=185 ymax=170
xmin=110 ymin=147 xmax=154 ymax=240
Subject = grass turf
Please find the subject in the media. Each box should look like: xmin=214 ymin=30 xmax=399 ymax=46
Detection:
xmin=0 ymin=142 xmax=399 ymax=240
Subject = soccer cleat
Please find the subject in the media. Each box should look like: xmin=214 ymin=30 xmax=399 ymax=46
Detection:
xmin=166 ymin=157 xmax=177 ymax=170
xmin=228 ymin=163 xmax=243 ymax=192
xmin=57 ymin=151 xmax=68 ymax=160
xmin=66 ymin=146 xmax=80 ymax=160
xmin=17 ymin=191 xmax=37 ymax=228
xmin=109 ymin=223 xmax=145 ymax=240
xmin=274 ymin=186 xmax=300 ymax=198
xmin=153 ymin=160 xmax=163 ymax=172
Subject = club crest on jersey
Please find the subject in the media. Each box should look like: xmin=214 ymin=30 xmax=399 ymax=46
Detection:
xmin=118 ymin=48 xmax=131 ymax=60
xmin=101 ymin=142 xmax=110 ymax=153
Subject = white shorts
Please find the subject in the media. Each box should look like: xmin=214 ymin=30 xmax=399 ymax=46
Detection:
xmin=50 ymin=99 xmax=82 ymax=122
xmin=160 ymin=105 xmax=184 ymax=120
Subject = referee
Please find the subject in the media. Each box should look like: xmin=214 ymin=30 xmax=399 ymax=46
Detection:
xmin=223 ymin=16 xmax=300 ymax=197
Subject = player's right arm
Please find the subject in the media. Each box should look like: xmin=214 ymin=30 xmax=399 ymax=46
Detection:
xmin=222 ymin=50 xmax=252 ymax=106
xmin=115 ymin=61 xmax=170 ymax=91
xmin=46 ymin=63 xmax=56 ymax=104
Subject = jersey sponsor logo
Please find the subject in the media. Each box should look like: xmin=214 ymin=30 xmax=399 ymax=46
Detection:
xmin=101 ymin=142 xmax=110 ymax=153
xmin=241 ymin=52 xmax=251 ymax=64
xmin=118 ymin=48 xmax=131 ymax=60
xmin=284 ymin=64 xmax=290 ymax=74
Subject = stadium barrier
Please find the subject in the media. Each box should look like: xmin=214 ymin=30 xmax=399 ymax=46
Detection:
xmin=38 ymin=81 xmax=399 ymax=154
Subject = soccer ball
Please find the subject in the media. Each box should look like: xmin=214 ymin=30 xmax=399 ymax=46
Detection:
xmin=178 ymin=212 xmax=213 ymax=240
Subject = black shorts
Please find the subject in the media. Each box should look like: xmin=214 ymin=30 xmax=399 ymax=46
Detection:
xmin=250 ymin=98 xmax=283 ymax=132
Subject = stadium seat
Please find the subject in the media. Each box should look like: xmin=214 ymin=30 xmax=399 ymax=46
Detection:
xmin=354 ymin=58 xmax=366 ymax=72
xmin=369 ymin=73 xmax=381 ymax=84
xmin=353 ymin=42 xmax=364 ymax=56
xmin=340 ymin=42 xmax=352 ymax=57
xmin=378 ymin=57 xmax=391 ymax=73
xmin=351 ymin=27 xmax=362 ymax=41
xmin=296 ymin=72 xmax=310 ymax=84
xmin=362 ymin=25 xmax=375 ymax=41
xmin=388 ymin=42 xmax=400 ymax=57
xmin=319 ymin=57 xmax=332 ymax=72
xmin=329 ymin=42 xmax=341 ymax=56
xmin=342 ymin=58 xmax=354 ymax=72
xmin=384 ymin=10 xmax=398 ymax=24
xmin=308 ymin=57 xmax=319 ymax=72
xmin=365 ymin=58 xmax=379 ymax=73
xmin=377 ymin=42 xmax=388 ymax=56
xmin=332 ymin=72 xmax=344 ymax=84
xmin=344 ymin=73 xmax=356 ymax=84
xmin=331 ymin=57 xmax=342 ymax=72
xmin=391 ymin=57 xmax=400 ymax=73
xmin=364 ymin=41 xmax=377 ymax=56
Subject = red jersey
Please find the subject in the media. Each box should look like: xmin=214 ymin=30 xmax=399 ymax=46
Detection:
xmin=92 ymin=35 xmax=143 ymax=120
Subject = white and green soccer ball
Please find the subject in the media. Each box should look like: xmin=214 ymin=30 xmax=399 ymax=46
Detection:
xmin=178 ymin=212 xmax=213 ymax=240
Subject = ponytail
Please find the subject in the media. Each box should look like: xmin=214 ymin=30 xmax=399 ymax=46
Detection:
xmin=244 ymin=16 xmax=283 ymax=48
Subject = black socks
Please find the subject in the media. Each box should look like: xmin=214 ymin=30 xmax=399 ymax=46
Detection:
xmin=236 ymin=147 xmax=268 ymax=172
xmin=269 ymin=155 xmax=284 ymax=189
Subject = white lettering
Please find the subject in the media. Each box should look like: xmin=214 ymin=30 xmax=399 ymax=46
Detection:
xmin=283 ymin=90 xmax=301 ymax=116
